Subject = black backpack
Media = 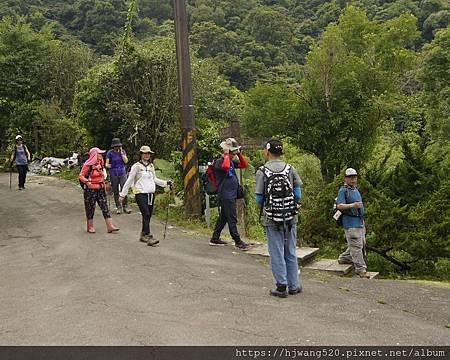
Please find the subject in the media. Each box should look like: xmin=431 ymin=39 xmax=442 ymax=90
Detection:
xmin=201 ymin=161 xmax=218 ymax=195
xmin=261 ymin=164 xmax=297 ymax=223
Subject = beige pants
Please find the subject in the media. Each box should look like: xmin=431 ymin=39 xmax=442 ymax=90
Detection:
xmin=339 ymin=227 xmax=367 ymax=272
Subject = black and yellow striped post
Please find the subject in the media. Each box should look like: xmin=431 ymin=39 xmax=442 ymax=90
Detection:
xmin=181 ymin=129 xmax=201 ymax=216
xmin=174 ymin=0 xmax=202 ymax=217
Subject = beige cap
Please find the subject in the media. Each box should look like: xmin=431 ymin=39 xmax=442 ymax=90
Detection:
xmin=139 ymin=145 xmax=154 ymax=154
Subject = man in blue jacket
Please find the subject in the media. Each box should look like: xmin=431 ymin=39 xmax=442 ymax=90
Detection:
xmin=209 ymin=138 xmax=250 ymax=250
xmin=336 ymin=168 xmax=370 ymax=278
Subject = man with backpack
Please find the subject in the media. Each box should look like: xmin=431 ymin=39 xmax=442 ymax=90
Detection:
xmin=335 ymin=168 xmax=370 ymax=278
xmin=255 ymin=139 xmax=303 ymax=298
xmin=209 ymin=138 xmax=250 ymax=250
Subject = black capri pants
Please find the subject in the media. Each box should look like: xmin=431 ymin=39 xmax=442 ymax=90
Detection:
xmin=84 ymin=188 xmax=111 ymax=220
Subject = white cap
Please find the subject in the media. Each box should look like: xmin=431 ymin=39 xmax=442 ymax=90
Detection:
xmin=345 ymin=168 xmax=358 ymax=176
xmin=15 ymin=135 xmax=22 ymax=140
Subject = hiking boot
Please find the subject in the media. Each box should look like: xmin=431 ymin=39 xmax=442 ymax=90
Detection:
xmin=140 ymin=233 xmax=154 ymax=242
xmin=288 ymin=287 xmax=302 ymax=295
xmin=209 ymin=239 xmax=228 ymax=246
xmin=115 ymin=207 xmax=122 ymax=215
xmin=235 ymin=241 xmax=250 ymax=251
xmin=338 ymin=259 xmax=353 ymax=265
xmin=146 ymin=236 xmax=159 ymax=246
xmin=123 ymin=206 xmax=131 ymax=214
xmin=270 ymin=285 xmax=288 ymax=298
xmin=356 ymin=271 xmax=370 ymax=279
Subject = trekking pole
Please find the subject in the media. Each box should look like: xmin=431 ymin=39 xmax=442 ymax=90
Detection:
xmin=9 ymin=164 xmax=12 ymax=190
xmin=163 ymin=183 xmax=174 ymax=241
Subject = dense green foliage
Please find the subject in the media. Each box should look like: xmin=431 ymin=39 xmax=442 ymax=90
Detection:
xmin=0 ymin=0 xmax=448 ymax=279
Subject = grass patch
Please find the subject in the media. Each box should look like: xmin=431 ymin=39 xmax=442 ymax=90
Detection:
xmin=53 ymin=167 xmax=79 ymax=182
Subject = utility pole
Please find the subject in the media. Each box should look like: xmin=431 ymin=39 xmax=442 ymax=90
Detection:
xmin=173 ymin=0 xmax=202 ymax=217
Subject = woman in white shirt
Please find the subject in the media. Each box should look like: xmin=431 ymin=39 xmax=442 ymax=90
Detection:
xmin=119 ymin=145 xmax=172 ymax=246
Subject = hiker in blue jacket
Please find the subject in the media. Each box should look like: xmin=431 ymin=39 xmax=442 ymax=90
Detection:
xmin=255 ymin=139 xmax=303 ymax=298
xmin=209 ymin=138 xmax=250 ymax=250
xmin=336 ymin=168 xmax=370 ymax=278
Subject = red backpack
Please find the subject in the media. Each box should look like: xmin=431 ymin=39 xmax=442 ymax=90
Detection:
xmin=201 ymin=161 xmax=218 ymax=195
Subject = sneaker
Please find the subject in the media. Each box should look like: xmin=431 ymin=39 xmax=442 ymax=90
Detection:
xmin=147 ymin=236 xmax=159 ymax=246
xmin=139 ymin=233 xmax=147 ymax=243
xmin=270 ymin=285 xmax=288 ymax=298
xmin=288 ymin=287 xmax=302 ymax=295
xmin=209 ymin=239 xmax=228 ymax=246
xmin=115 ymin=207 xmax=122 ymax=215
xmin=356 ymin=271 xmax=370 ymax=279
xmin=18 ymin=187 xmax=24 ymax=190
xmin=338 ymin=259 xmax=353 ymax=265
xmin=235 ymin=241 xmax=250 ymax=251
xmin=123 ymin=207 xmax=131 ymax=214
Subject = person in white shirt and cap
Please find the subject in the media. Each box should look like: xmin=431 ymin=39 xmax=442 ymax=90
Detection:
xmin=335 ymin=168 xmax=370 ymax=278
xmin=119 ymin=145 xmax=172 ymax=246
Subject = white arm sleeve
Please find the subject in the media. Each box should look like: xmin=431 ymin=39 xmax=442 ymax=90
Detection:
xmin=119 ymin=164 xmax=138 ymax=197
xmin=154 ymin=174 xmax=168 ymax=188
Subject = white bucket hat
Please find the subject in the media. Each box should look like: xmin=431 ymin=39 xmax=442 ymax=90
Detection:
xmin=220 ymin=138 xmax=241 ymax=152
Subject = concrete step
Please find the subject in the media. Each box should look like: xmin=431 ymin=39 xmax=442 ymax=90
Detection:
xmin=303 ymin=259 xmax=353 ymax=275
xmin=361 ymin=271 xmax=379 ymax=279
xmin=247 ymin=244 xmax=320 ymax=263
xmin=304 ymin=259 xmax=380 ymax=278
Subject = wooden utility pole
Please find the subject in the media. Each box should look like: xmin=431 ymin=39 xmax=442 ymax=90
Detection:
xmin=173 ymin=0 xmax=202 ymax=217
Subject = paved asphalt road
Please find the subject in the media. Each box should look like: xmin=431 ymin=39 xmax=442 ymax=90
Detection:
xmin=0 ymin=174 xmax=449 ymax=345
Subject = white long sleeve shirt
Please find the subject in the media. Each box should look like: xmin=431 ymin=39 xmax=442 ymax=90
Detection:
xmin=120 ymin=162 xmax=167 ymax=197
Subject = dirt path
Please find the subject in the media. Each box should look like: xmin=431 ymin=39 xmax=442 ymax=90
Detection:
xmin=0 ymin=174 xmax=448 ymax=345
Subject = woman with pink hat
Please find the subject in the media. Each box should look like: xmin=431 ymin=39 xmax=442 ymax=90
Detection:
xmin=79 ymin=147 xmax=119 ymax=234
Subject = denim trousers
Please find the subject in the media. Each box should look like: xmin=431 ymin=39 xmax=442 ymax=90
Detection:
xmin=266 ymin=225 xmax=300 ymax=290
